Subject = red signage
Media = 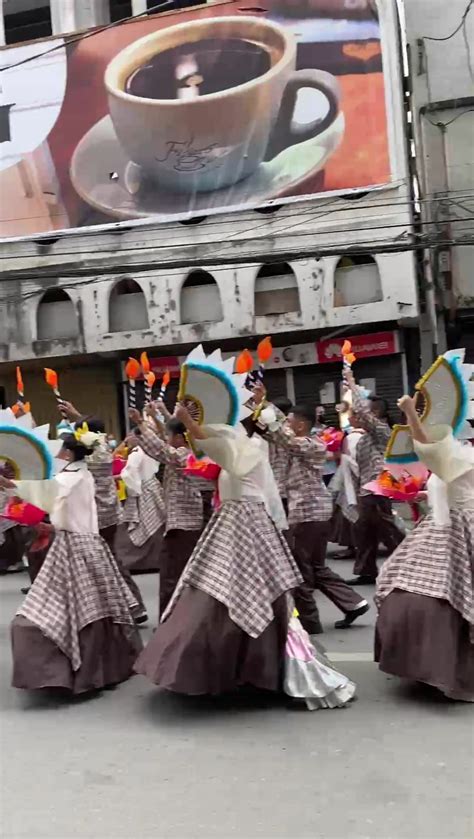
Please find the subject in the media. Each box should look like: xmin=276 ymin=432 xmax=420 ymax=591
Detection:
xmin=316 ymin=331 xmax=399 ymax=363
xmin=149 ymin=356 xmax=181 ymax=377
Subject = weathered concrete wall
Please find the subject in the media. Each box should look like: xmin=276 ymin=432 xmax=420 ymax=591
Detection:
xmin=404 ymin=0 xmax=474 ymax=312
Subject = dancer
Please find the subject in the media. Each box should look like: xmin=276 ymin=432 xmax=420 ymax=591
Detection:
xmin=343 ymin=370 xmax=403 ymax=584
xmin=262 ymin=399 xmax=369 ymax=633
xmin=3 ymin=434 xmax=141 ymax=693
xmin=74 ymin=417 xmax=148 ymax=624
xmin=128 ymin=408 xmax=207 ymax=617
xmin=135 ymin=403 xmax=304 ymax=695
xmin=375 ymin=394 xmax=474 ymax=701
xmin=329 ymin=425 xmax=363 ymax=560
xmin=266 ymin=396 xmax=292 ymax=514
xmin=114 ymin=437 xmax=164 ymax=581
xmin=136 ymin=345 xmax=355 ymax=708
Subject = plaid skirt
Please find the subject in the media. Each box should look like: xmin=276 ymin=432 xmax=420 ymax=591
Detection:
xmin=163 ymin=500 xmax=302 ymax=639
xmin=122 ymin=477 xmax=165 ymax=547
xmin=17 ymin=531 xmax=137 ymax=670
xmin=376 ymin=511 xmax=474 ymax=641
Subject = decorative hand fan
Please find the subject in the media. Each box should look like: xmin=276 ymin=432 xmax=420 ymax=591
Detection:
xmin=178 ymin=346 xmax=253 ymax=454
xmin=386 ymin=349 xmax=474 ymax=465
xmin=0 ymin=409 xmax=63 ymax=480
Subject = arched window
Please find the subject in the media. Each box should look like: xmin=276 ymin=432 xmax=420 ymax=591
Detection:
xmin=37 ymin=288 xmax=79 ymax=340
xmin=180 ymin=270 xmax=223 ymax=324
xmin=109 ymin=279 xmax=149 ymax=332
xmin=255 ymin=262 xmax=300 ymax=316
xmin=334 ymin=255 xmax=383 ymax=307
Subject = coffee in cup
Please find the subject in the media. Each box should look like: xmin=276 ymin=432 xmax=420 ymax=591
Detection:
xmin=125 ymin=37 xmax=277 ymax=100
xmin=105 ymin=16 xmax=341 ymax=194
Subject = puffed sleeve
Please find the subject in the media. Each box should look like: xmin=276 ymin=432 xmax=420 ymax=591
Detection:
xmin=414 ymin=425 xmax=473 ymax=484
xmin=13 ymin=479 xmax=58 ymax=514
xmin=198 ymin=425 xmax=263 ymax=477
xmin=121 ymin=449 xmax=143 ymax=497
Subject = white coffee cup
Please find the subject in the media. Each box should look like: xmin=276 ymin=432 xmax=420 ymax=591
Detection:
xmin=105 ymin=15 xmax=341 ymax=194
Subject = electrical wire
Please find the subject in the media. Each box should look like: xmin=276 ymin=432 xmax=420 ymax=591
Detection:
xmin=1 ymin=190 xmax=474 ymax=263
xmin=1 ymin=214 xmax=474 ymax=266
xmin=1 ymin=234 xmax=473 ymax=296
xmin=2 ymin=185 xmax=474 ymax=233
xmin=0 ymin=1 xmax=176 ymax=72
xmin=421 ymin=0 xmax=473 ymax=40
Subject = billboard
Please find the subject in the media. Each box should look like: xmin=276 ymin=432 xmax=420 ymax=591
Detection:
xmin=0 ymin=0 xmax=391 ymax=238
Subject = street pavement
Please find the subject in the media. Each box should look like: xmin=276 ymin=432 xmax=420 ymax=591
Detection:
xmin=1 ymin=554 xmax=473 ymax=839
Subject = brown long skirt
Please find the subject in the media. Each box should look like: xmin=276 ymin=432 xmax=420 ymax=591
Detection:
xmin=11 ymin=615 xmax=142 ymax=694
xmin=135 ymin=586 xmax=288 ymax=696
xmin=115 ymin=522 xmax=163 ymax=574
xmin=375 ymin=589 xmax=474 ymax=701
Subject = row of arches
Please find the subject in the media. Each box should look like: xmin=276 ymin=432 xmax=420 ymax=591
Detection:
xmin=35 ymin=257 xmax=383 ymax=341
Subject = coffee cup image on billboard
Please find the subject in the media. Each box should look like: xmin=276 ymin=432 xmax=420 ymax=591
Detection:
xmin=70 ymin=15 xmax=344 ymax=217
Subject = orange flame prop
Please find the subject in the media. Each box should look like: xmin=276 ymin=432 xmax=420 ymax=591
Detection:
xmin=16 ymin=366 xmax=24 ymax=396
xmin=342 ymin=340 xmax=356 ymax=366
xmin=125 ymin=357 xmax=141 ymax=380
xmin=140 ymin=352 xmax=151 ymax=374
xmin=44 ymin=368 xmax=59 ymax=391
xmin=257 ymin=336 xmax=273 ymax=364
xmin=145 ymin=371 xmax=156 ymax=388
xmin=161 ymin=370 xmax=171 ymax=389
xmin=235 ymin=349 xmax=253 ymax=374
xmin=12 ymin=402 xmax=31 ymax=415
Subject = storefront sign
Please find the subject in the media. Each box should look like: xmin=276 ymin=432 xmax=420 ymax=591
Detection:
xmin=121 ymin=356 xmax=180 ymax=380
xmin=316 ymin=331 xmax=399 ymax=363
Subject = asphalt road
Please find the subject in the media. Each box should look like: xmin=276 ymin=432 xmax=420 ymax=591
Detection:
xmin=1 ymin=555 xmax=472 ymax=839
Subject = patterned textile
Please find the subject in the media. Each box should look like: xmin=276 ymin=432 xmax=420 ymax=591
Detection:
xmin=86 ymin=446 xmax=122 ymax=529
xmin=0 ymin=488 xmax=16 ymax=544
xmin=269 ymin=425 xmax=333 ymax=526
xmin=352 ymin=387 xmax=391 ymax=495
xmin=268 ymin=440 xmax=290 ymax=498
xmin=137 ymin=425 xmax=203 ymax=533
xmin=375 ymin=511 xmax=474 ymax=641
xmin=164 ymin=500 xmax=303 ymax=638
xmin=122 ymin=476 xmax=165 ymax=547
xmin=17 ymin=531 xmax=137 ymax=670
xmin=338 ymin=493 xmax=359 ymax=525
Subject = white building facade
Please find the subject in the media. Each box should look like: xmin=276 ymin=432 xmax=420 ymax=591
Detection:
xmin=404 ymin=0 xmax=474 ymax=359
xmin=0 ymin=0 xmax=420 ymax=436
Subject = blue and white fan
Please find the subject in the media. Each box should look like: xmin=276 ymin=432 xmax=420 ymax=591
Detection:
xmin=386 ymin=349 xmax=474 ymax=465
xmin=0 ymin=409 xmax=63 ymax=479
xmin=178 ymin=346 xmax=253 ymax=453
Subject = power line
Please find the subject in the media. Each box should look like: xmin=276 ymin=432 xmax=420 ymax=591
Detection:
xmin=421 ymin=0 xmax=473 ymax=41
xmin=1 ymin=214 xmax=473 ymax=267
xmin=1 ymin=234 xmax=472 ymax=290
xmin=2 ymin=186 xmax=474 ymax=234
xmin=0 ymin=1 xmax=175 ymax=72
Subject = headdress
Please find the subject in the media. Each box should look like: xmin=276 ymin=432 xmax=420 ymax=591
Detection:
xmin=178 ymin=346 xmax=253 ymax=453
xmin=0 ymin=408 xmax=63 ymax=479
xmin=74 ymin=422 xmax=102 ymax=450
xmin=386 ymin=348 xmax=474 ymax=465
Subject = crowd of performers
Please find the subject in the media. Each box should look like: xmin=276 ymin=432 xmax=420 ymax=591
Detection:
xmin=0 ymin=344 xmax=473 ymax=706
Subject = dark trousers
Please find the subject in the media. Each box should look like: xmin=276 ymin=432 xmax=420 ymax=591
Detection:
xmin=0 ymin=527 xmax=25 ymax=572
xmin=159 ymin=529 xmax=201 ymax=618
xmin=100 ymin=524 xmax=147 ymax=616
xmin=26 ymin=529 xmax=54 ymax=583
xmin=354 ymin=495 xmax=404 ymax=578
xmin=289 ymin=520 xmax=363 ymax=634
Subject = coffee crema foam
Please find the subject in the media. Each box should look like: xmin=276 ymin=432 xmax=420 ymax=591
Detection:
xmin=125 ymin=37 xmax=281 ymax=100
